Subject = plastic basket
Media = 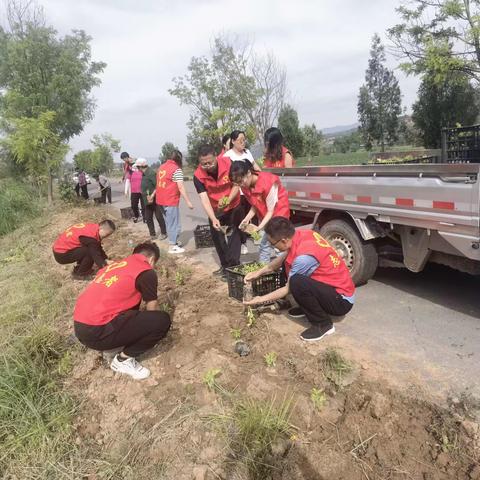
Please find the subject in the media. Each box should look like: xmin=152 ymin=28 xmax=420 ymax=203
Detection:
xmin=194 ymin=224 xmax=214 ymax=249
xmin=225 ymin=262 xmax=286 ymax=302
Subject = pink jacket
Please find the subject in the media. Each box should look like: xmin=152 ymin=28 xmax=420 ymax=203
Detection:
xmin=130 ymin=170 xmax=143 ymax=193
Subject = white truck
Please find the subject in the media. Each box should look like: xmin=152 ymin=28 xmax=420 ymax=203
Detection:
xmin=274 ymin=163 xmax=480 ymax=285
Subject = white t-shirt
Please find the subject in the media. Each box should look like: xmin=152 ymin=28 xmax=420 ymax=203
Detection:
xmin=223 ymin=148 xmax=255 ymax=164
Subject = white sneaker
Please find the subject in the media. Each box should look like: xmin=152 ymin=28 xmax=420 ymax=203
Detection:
xmin=241 ymin=244 xmax=249 ymax=255
xmin=110 ymin=355 xmax=150 ymax=380
xmin=168 ymin=245 xmax=185 ymax=254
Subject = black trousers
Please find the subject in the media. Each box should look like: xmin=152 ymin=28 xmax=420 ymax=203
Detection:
xmin=289 ymin=274 xmax=353 ymax=329
xmin=74 ymin=309 xmax=171 ymax=357
xmin=75 ymin=183 xmax=80 ymax=197
xmin=80 ymin=185 xmax=89 ymax=200
xmin=53 ymin=248 xmax=93 ymax=275
xmin=239 ymin=196 xmax=250 ymax=245
xmin=144 ymin=203 xmax=166 ymax=236
xmin=131 ymin=192 xmax=145 ymax=220
xmin=210 ymin=203 xmax=242 ymax=268
xmin=101 ymin=187 xmax=112 ymax=204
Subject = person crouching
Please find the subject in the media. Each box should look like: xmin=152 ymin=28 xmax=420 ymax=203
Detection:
xmin=52 ymin=220 xmax=115 ymax=279
xmin=73 ymin=242 xmax=171 ymax=380
xmin=243 ymin=217 xmax=355 ymax=342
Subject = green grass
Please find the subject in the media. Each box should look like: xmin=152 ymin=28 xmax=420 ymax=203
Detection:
xmin=214 ymin=396 xmax=294 ymax=479
xmin=321 ymin=348 xmax=353 ymax=388
xmin=0 ymin=180 xmax=42 ymax=236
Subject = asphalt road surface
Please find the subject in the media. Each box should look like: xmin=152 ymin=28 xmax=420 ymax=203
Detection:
xmin=107 ymin=179 xmax=480 ymax=401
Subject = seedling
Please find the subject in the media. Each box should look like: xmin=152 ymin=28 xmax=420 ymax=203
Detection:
xmin=310 ymin=388 xmax=327 ymax=410
xmin=174 ymin=267 xmax=191 ymax=286
xmin=203 ymin=368 xmax=221 ymax=390
xmin=161 ymin=303 xmax=173 ymax=314
xmin=264 ymin=352 xmax=278 ymax=368
xmin=321 ymin=348 xmax=352 ymax=387
xmin=231 ymin=328 xmax=242 ymax=340
xmin=246 ymin=307 xmax=257 ymax=327
xmin=250 ymin=230 xmax=262 ymax=242
xmin=233 ymin=262 xmax=265 ymax=275
xmin=218 ymin=196 xmax=230 ymax=208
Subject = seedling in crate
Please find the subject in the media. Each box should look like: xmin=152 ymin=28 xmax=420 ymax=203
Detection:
xmin=232 ymin=262 xmax=265 ymax=275
xmin=264 ymin=351 xmax=278 ymax=367
xmin=218 ymin=196 xmax=230 ymax=209
xmin=245 ymin=307 xmax=257 ymax=327
xmin=310 ymin=387 xmax=327 ymax=410
xmin=230 ymin=328 xmax=242 ymax=340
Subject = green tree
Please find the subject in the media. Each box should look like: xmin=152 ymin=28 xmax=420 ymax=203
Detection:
xmin=333 ymin=130 xmax=362 ymax=153
xmin=389 ymin=0 xmax=480 ymax=83
xmin=358 ymin=34 xmax=402 ymax=152
xmin=278 ymin=105 xmax=304 ymax=157
xmin=73 ymin=149 xmax=93 ymax=172
xmin=412 ymin=73 xmax=479 ymax=148
xmin=4 ymin=111 xmax=69 ymax=203
xmin=74 ymin=133 xmax=119 ymax=174
xmin=170 ymin=35 xmax=287 ymax=149
xmin=302 ymin=124 xmax=323 ymax=161
xmin=159 ymin=142 xmax=179 ymax=162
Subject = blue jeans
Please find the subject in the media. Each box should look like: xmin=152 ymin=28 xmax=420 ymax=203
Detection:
xmin=259 ymin=231 xmax=275 ymax=263
xmin=164 ymin=206 xmax=180 ymax=245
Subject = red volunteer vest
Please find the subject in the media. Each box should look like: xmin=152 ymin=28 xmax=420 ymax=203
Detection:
xmin=53 ymin=223 xmax=100 ymax=253
xmin=156 ymin=159 xmax=181 ymax=206
xmin=285 ymin=230 xmax=355 ymax=297
xmin=241 ymin=171 xmax=290 ymax=221
xmin=73 ymin=254 xmax=153 ymax=326
xmin=264 ymin=146 xmax=295 ymax=169
xmin=194 ymin=156 xmax=240 ymax=211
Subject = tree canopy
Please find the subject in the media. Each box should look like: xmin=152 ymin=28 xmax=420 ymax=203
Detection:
xmin=278 ymin=105 xmax=304 ymax=157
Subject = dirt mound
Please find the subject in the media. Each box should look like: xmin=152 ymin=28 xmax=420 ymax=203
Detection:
xmin=67 ymin=233 xmax=479 ymax=479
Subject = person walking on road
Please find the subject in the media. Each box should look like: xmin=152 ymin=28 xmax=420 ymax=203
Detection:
xmin=121 ymin=151 xmax=134 ymax=198
xmin=130 ymin=165 xmax=145 ymax=223
xmin=243 ymin=217 xmax=355 ymax=342
xmin=229 ymin=160 xmax=290 ymax=263
xmin=194 ymin=144 xmax=242 ymax=281
xmin=136 ymin=158 xmax=167 ymax=240
xmin=156 ymin=150 xmax=193 ymax=254
xmin=52 ymin=220 xmax=116 ymax=279
xmin=263 ymin=127 xmax=295 ymax=168
xmin=73 ymin=242 xmax=171 ymax=380
xmin=78 ymin=169 xmax=89 ymax=200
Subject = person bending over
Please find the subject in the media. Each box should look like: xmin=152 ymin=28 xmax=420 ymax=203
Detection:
xmin=243 ymin=217 xmax=355 ymax=342
xmin=73 ymin=242 xmax=171 ymax=380
xmin=52 ymin=220 xmax=116 ymax=279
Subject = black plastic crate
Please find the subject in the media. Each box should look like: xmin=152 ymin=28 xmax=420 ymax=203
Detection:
xmin=226 ymin=262 xmax=286 ymax=302
xmin=120 ymin=207 xmax=134 ymax=219
xmin=194 ymin=224 xmax=214 ymax=248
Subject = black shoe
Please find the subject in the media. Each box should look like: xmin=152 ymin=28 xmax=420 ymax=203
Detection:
xmin=300 ymin=324 xmax=335 ymax=342
xmin=288 ymin=306 xmax=306 ymax=319
xmin=213 ymin=267 xmax=225 ymax=276
xmin=133 ymin=217 xmax=138 ymax=223
xmin=72 ymin=272 xmax=94 ymax=281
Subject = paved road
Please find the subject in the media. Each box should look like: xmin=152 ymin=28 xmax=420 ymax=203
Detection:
xmin=109 ymin=179 xmax=480 ymax=401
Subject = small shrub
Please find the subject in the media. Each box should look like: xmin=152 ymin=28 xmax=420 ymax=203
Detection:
xmin=321 ymin=348 xmax=352 ymax=387
xmin=264 ymin=352 xmax=278 ymax=368
xmin=231 ymin=328 xmax=242 ymax=340
xmin=203 ymin=368 xmax=222 ymax=390
xmin=310 ymin=388 xmax=327 ymax=410
xmin=58 ymin=176 xmax=78 ymax=203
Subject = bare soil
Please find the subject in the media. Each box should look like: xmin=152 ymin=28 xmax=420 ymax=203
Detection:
xmin=49 ymin=209 xmax=480 ymax=479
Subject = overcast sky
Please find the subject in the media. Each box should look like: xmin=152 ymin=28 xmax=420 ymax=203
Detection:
xmin=32 ymin=0 xmax=419 ymax=159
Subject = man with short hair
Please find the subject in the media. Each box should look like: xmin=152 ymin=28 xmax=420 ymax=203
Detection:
xmin=243 ymin=217 xmax=355 ymax=342
xmin=194 ymin=144 xmax=242 ymax=280
xmin=73 ymin=242 xmax=171 ymax=380
xmin=52 ymin=220 xmax=116 ymax=279
xmin=136 ymin=158 xmax=167 ymax=240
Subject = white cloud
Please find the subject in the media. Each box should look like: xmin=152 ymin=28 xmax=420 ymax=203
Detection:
xmin=31 ymin=0 xmax=419 ymax=158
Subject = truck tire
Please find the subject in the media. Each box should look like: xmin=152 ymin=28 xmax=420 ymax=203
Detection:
xmin=319 ymin=219 xmax=378 ymax=286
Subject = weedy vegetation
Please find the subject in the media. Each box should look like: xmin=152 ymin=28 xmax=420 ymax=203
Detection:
xmin=321 ymin=348 xmax=353 ymax=388
xmin=264 ymin=351 xmax=278 ymax=368
xmin=310 ymin=387 xmax=327 ymax=410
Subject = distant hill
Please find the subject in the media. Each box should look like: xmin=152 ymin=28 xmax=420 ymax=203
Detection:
xmin=322 ymin=123 xmax=359 ymax=137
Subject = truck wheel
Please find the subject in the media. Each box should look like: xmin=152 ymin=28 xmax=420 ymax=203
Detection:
xmin=319 ymin=219 xmax=378 ymax=286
